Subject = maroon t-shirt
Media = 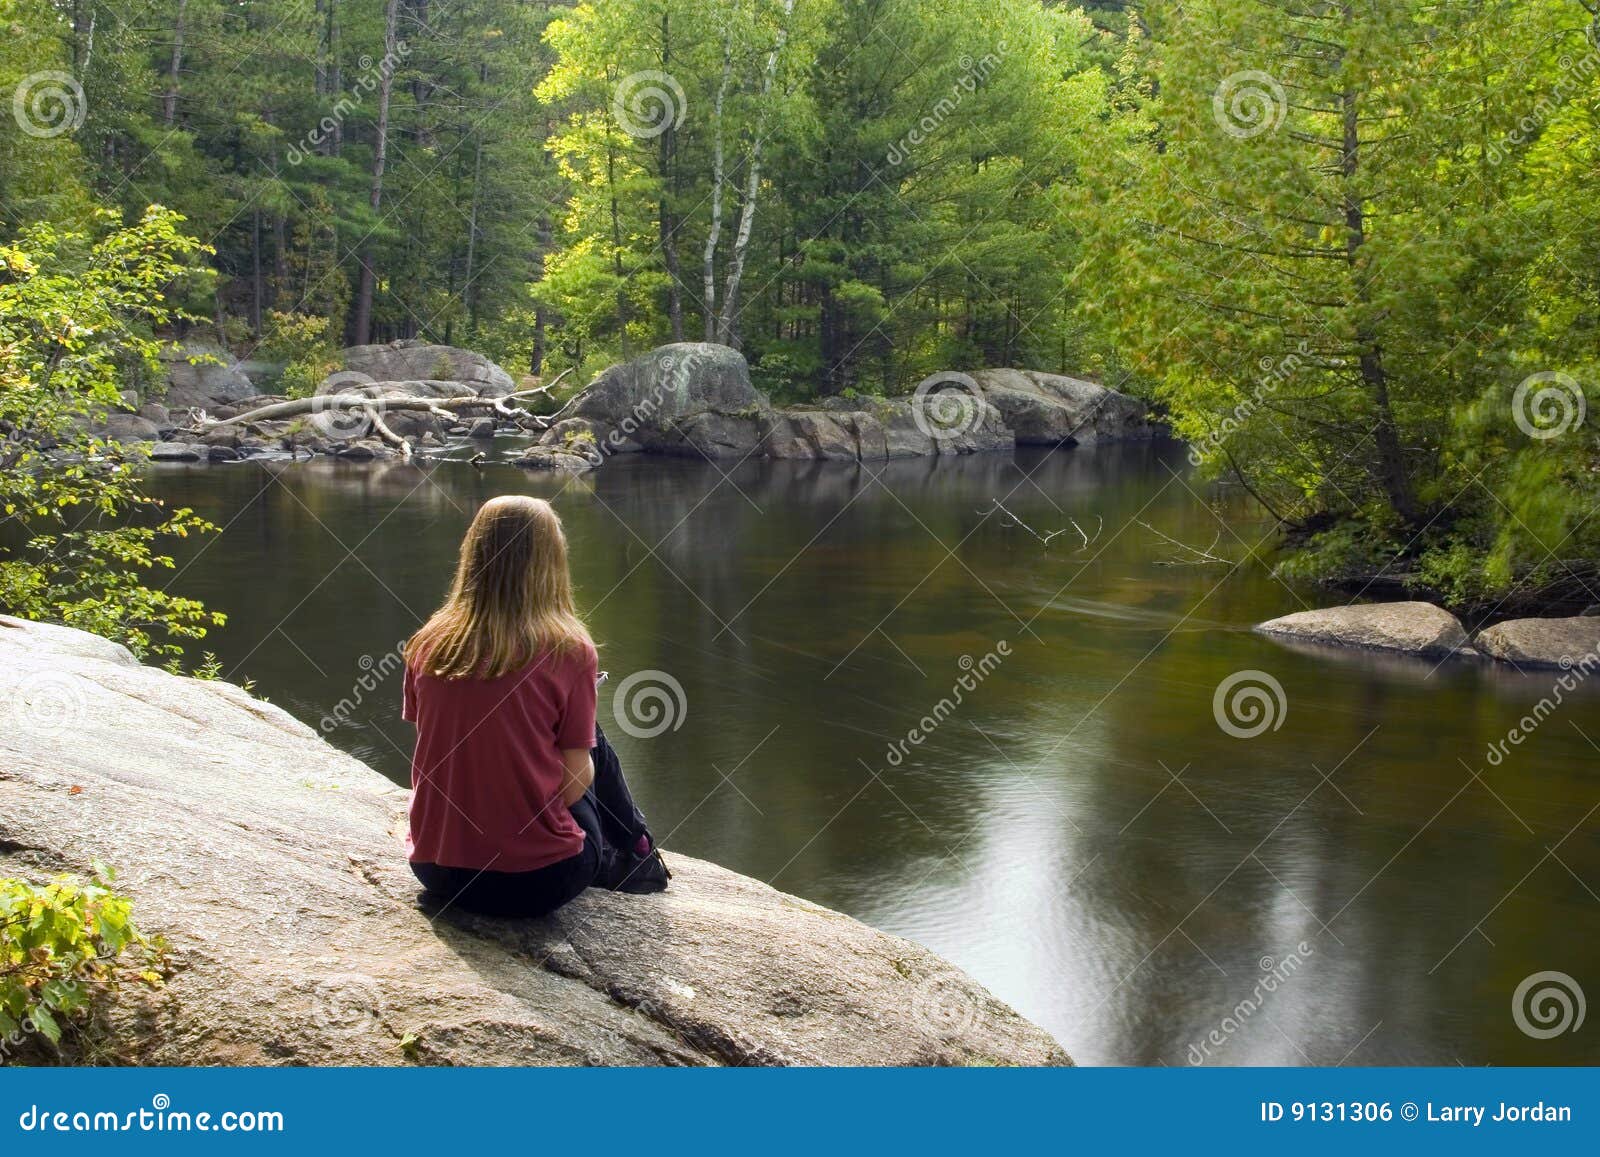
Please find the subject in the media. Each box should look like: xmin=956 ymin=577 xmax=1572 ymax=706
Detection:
xmin=402 ymin=642 xmax=598 ymax=872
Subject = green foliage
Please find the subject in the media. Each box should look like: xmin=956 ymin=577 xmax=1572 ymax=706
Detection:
xmin=0 ymin=208 xmax=225 ymax=659
xmin=1073 ymin=0 xmax=1600 ymax=604
xmin=257 ymin=311 xmax=339 ymax=398
xmin=0 ymin=870 xmax=167 ymax=1058
xmin=1 ymin=0 xmax=1595 ymax=609
xmin=538 ymin=0 xmax=1106 ymax=393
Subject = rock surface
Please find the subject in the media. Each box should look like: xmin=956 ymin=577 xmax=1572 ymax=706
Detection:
xmin=1474 ymin=616 xmax=1600 ymax=669
xmin=340 ymin=340 xmax=517 ymax=398
xmin=0 ymin=617 xmax=1068 ymax=1067
xmin=1256 ymin=601 xmax=1471 ymax=657
xmin=531 ymin=344 xmax=1146 ymax=468
xmin=970 ymin=369 xmax=1155 ymax=445
xmin=159 ymin=341 xmax=262 ymax=412
xmin=101 ymin=412 xmax=163 ymax=444
xmin=760 ymin=400 xmax=1012 ymax=460
xmin=558 ymin=343 xmax=766 ymax=446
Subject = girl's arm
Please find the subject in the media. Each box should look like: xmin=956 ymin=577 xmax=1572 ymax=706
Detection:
xmin=559 ymin=748 xmax=594 ymax=806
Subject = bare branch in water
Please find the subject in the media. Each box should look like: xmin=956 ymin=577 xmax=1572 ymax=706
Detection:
xmin=1134 ymin=519 xmax=1229 ymax=565
xmin=982 ymin=500 xmax=1103 ymax=551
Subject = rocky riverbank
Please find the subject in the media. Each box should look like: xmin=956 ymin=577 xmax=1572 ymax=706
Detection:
xmin=95 ymin=339 xmax=1156 ymax=468
xmin=517 ymin=344 xmax=1157 ymax=471
xmin=94 ymin=338 xmax=527 ymax=463
xmin=1257 ymin=601 xmax=1599 ymax=670
xmin=0 ymin=616 xmax=1070 ymax=1067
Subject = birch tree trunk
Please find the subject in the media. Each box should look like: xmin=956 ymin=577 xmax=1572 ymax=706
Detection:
xmin=351 ymin=0 xmax=401 ymax=346
xmin=658 ymin=11 xmax=684 ymax=341
xmin=717 ymin=0 xmax=794 ymax=348
xmin=163 ymin=0 xmax=187 ymax=127
xmin=701 ymin=35 xmax=734 ymax=341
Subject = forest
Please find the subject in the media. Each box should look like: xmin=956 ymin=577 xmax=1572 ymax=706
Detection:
xmin=2 ymin=0 xmax=1599 ymax=618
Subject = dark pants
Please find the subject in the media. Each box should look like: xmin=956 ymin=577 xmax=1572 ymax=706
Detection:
xmin=412 ymin=723 xmax=651 ymax=918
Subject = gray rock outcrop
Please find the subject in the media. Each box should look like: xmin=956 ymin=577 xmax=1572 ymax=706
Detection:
xmin=1256 ymin=602 xmax=1471 ymax=657
xmin=760 ymin=400 xmax=1013 ymax=460
xmin=101 ymin=412 xmax=163 ymax=443
xmin=529 ymin=345 xmax=1149 ymax=468
xmin=340 ymin=341 xmax=517 ymax=398
xmin=159 ymin=341 xmax=262 ymax=411
xmin=0 ymin=616 xmax=1068 ymax=1067
xmin=1474 ymin=616 xmax=1600 ymax=669
xmin=970 ymin=369 xmax=1155 ymax=445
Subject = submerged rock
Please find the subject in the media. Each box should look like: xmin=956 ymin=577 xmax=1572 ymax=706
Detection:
xmin=1257 ymin=602 xmax=1471 ymax=657
xmin=0 ymin=617 xmax=1066 ymax=1066
xmin=1474 ymin=616 xmax=1600 ymax=669
xmin=514 ymin=445 xmax=597 ymax=472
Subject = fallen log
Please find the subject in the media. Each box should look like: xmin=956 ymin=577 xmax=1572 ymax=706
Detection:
xmin=363 ymin=404 xmax=412 ymax=458
xmin=184 ymin=386 xmax=556 ymax=432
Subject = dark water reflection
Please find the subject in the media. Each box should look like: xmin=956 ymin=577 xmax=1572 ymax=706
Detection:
xmin=145 ymin=443 xmax=1599 ymax=1066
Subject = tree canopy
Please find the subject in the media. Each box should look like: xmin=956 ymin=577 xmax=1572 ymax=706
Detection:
xmin=1 ymin=0 xmax=1597 ymax=613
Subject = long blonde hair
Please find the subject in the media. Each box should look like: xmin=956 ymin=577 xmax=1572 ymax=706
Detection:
xmin=405 ymin=495 xmax=593 ymax=679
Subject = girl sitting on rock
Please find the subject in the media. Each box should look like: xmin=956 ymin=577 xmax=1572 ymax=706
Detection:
xmin=402 ymin=494 xmax=668 ymax=917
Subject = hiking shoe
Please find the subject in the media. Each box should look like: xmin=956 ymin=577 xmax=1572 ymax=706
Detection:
xmin=609 ymin=846 xmax=671 ymax=894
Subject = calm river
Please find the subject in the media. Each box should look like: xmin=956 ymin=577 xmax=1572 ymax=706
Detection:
xmin=145 ymin=441 xmax=1599 ymax=1065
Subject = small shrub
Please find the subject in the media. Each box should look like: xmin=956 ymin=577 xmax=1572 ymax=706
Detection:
xmin=0 ymin=870 xmax=167 ymax=1060
xmin=256 ymin=312 xmax=339 ymax=399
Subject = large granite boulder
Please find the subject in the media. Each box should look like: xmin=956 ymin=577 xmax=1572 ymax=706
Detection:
xmin=562 ymin=344 xmax=766 ymax=428
xmin=1257 ymin=602 xmax=1471 ymax=657
xmin=0 ymin=617 xmax=1067 ymax=1067
xmin=760 ymin=400 xmax=1012 ymax=461
xmin=160 ymin=341 xmax=262 ymax=412
xmin=340 ymin=341 xmax=517 ymax=398
xmin=1474 ymin=616 xmax=1600 ymax=669
xmin=540 ymin=344 xmax=769 ymax=460
xmin=100 ymin=412 xmax=163 ymax=443
xmin=970 ymin=369 xmax=1153 ymax=445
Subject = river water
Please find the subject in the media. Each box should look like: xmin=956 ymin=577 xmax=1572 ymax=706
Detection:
xmin=144 ymin=441 xmax=1599 ymax=1065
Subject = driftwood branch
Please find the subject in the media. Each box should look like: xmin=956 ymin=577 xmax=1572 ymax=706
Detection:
xmin=363 ymin=404 xmax=412 ymax=458
xmin=184 ymin=386 xmax=557 ymax=432
xmin=982 ymin=500 xmax=1103 ymax=551
xmin=1135 ymin=519 xmax=1229 ymax=565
